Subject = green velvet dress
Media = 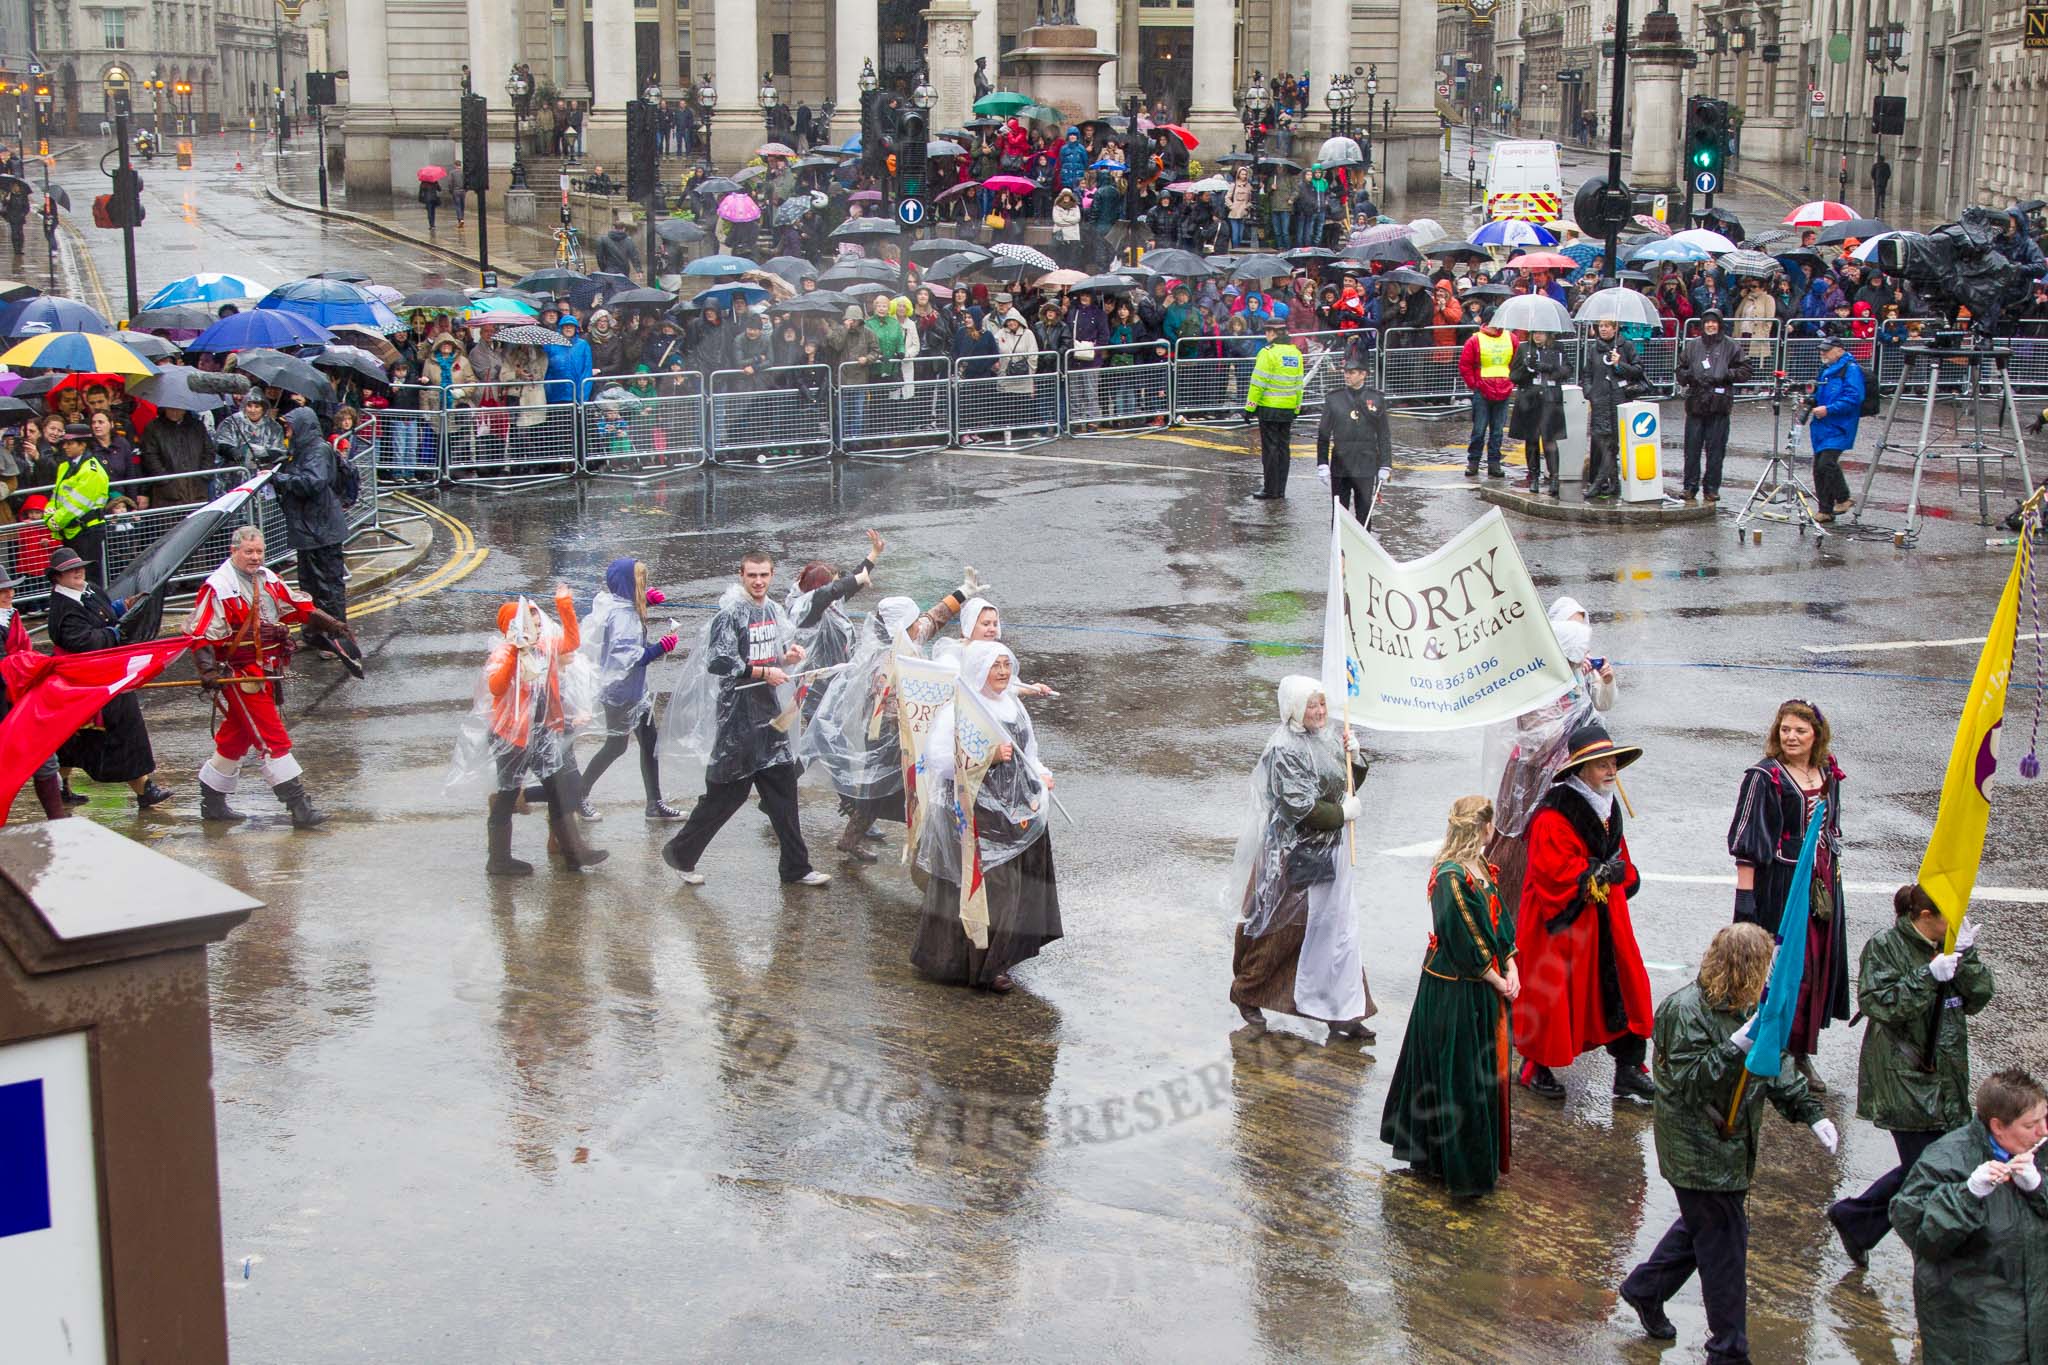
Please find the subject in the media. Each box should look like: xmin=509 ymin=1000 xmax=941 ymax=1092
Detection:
xmin=1380 ymin=859 xmax=1517 ymax=1197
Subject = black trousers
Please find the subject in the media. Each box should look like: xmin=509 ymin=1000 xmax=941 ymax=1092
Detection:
xmin=1829 ymin=1127 xmax=1940 ymax=1255
xmin=1586 ymin=429 xmax=1620 ymax=494
xmin=663 ymin=760 xmax=813 ymax=881
xmin=1812 ymin=446 xmax=1854 ymax=508
xmin=581 ymin=701 xmax=659 ymax=802
xmin=295 ymin=542 xmax=348 ymax=648
xmin=1523 ymin=433 xmax=1559 ymax=485
xmin=1621 ymin=1187 xmax=1751 ymax=1365
xmin=1257 ymin=417 xmax=1292 ymax=495
xmin=1331 ymin=470 xmax=1369 ymax=521
xmin=67 ymin=523 xmax=107 ymax=586
xmin=1607 ymin=1033 xmax=1648 ymax=1068
xmin=1684 ymin=412 xmax=1732 ymax=496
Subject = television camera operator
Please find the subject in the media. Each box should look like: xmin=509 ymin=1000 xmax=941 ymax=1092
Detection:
xmin=1794 ymin=335 xmax=1868 ymax=523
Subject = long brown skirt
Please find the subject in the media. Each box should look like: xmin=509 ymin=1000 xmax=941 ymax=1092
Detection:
xmin=911 ymin=837 xmax=1063 ymax=987
xmin=1230 ymin=884 xmax=1377 ymax=1024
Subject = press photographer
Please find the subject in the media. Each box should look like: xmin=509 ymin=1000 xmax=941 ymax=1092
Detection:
xmin=1798 ymin=335 xmax=1868 ymax=524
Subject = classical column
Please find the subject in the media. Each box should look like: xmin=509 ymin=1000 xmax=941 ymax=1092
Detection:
xmin=585 ymin=0 xmax=635 ymax=163
xmin=1628 ymin=6 xmax=1685 ymax=195
xmin=709 ymin=0 xmax=760 ymax=167
xmin=338 ymin=0 xmax=392 ymax=195
xmin=922 ymin=0 xmax=976 ymax=133
xmin=1184 ymin=0 xmax=1236 ymax=152
xmin=657 ymin=0 xmax=682 ymax=96
xmin=971 ymin=0 xmax=997 ymax=88
xmin=467 ymin=0 xmax=519 ymax=184
xmin=1074 ymin=0 xmax=1118 ymax=115
xmin=837 ymin=0 xmax=879 ymax=111
xmin=1310 ymin=0 xmax=1347 ymax=133
xmin=564 ymin=0 xmax=590 ymax=99
xmin=1117 ymin=0 xmax=1140 ymax=102
xmin=1392 ymin=0 xmax=1440 ymax=195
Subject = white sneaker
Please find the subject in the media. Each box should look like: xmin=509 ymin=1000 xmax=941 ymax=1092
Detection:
xmin=677 ymin=870 xmax=705 ymax=886
xmin=792 ymin=870 xmax=832 ymax=887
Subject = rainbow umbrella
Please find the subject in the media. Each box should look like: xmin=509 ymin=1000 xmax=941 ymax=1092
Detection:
xmin=0 ymin=330 xmax=160 ymax=378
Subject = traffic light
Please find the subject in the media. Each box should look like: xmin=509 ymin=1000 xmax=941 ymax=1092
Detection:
xmin=626 ymin=98 xmax=658 ymax=202
xmin=1492 ymin=75 xmax=1503 ymax=101
xmin=897 ymin=110 xmax=927 ymax=200
xmin=460 ymin=91 xmax=489 ymax=192
xmin=108 ymin=165 xmax=144 ymax=227
xmin=1686 ymin=96 xmax=1729 ymax=179
xmin=305 ymin=71 xmax=336 ymax=106
xmin=1872 ymin=94 xmax=1906 ymax=136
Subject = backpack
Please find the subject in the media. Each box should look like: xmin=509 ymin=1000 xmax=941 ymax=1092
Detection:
xmin=1860 ymin=363 xmax=1881 ymax=417
xmin=332 ymin=447 xmax=362 ymax=507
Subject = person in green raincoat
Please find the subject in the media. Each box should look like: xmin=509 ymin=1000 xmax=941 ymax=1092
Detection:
xmin=1380 ymin=794 xmax=1519 ymax=1197
xmin=1827 ymin=883 xmax=1995 ymax=1267
xmin=1618 ymin=921 xmax=1835 ymax=1364
xmin=1891 ymin=1069 xmax=2048 ymax=1365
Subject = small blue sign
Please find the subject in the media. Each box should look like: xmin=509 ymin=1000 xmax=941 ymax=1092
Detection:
xmin=0 ymin=1078 xmax=51 ymax=1239
xmin=897 ymin=197 xmax=926 ymax=226
xmin=1694 ymin=170 xmax=1719 ymax=195
xmin=1630 ymin=410 xmax=1657 ymax=437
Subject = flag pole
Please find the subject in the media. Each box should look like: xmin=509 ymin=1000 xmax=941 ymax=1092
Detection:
xmin=1721 ymin=1070 xmax=1750 ymax=1139
xmin=1615 ymin=775 xmax=1637 ymax=819
xmin=1336 ymin=499 xmax=1359 ymax=867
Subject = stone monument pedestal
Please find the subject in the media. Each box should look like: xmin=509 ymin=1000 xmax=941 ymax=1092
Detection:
xmin=503 ymin=187 xmax=538 ymax=225
xmin=998 ymin=24 xmax=1116 ymax=121
xmin=923 ymin=0 xmax=979 ymax=135
xmin=1628 ymin=6 xmax=1687 ymax=196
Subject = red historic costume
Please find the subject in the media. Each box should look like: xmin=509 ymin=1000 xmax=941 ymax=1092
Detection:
xmin=1511 ymin=721 xmax=1656 ymax=1099
xmin=186 ymin=554 xmax=344 ymax=826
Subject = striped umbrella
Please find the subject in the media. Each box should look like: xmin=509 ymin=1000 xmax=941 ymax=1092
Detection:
xmin=1471 ymin=219 xmax=1558 ymax=248
xmin=0 ymin=330 xmax=160 ymax=377
xmin=1718 ymin=249 xmax=1782 ymax=279
xmin=1782 ymin=200 xmax=1858 ymax=227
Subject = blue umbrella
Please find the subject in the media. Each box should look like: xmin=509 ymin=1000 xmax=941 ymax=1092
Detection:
xmin=683 ymin=254 xmax=759 ymax=278
xmin=143 ymin=273 xmax=267 ymax=309
xmin=5 ymin=296 xmax=112 ymax=338
xmin=1628 ymin=238 xmax=1713 ymax=264
xmin=187 ymin=308 xmax=335 ymax=353
xmin=686 ymin=285 xmax=770 ymax=311
xmin=1090 ymin=159 xmax=1127 ymax=171
xmin=257 ymin=278 xmax=401 ymax=331
xmin=1470 ymin=219 xmax=1558 ymax=248
xmin=1559 ymin=241 xmax=1605 ymax=281
xmin=840 ymin=133 xmax=862 ymax=154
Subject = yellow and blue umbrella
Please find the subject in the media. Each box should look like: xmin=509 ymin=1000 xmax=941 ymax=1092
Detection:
xmin=0 ymin=330 xmax=160 ymax=378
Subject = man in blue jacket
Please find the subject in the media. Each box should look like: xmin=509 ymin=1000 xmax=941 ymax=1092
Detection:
xmin=1806 ymin=335 xmax=1865 ymax=522
xmin=544 ymin=315 xmax=595 ymax=405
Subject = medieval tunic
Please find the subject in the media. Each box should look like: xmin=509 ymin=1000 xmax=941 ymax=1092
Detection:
xmin=1513 ymin=781 xmax=1654 ymax=1069
xmin=1381 ymin=859 xmax=1516 ymax=1196
xmin=1729 ymin=756 xmax=1848 ymax=1056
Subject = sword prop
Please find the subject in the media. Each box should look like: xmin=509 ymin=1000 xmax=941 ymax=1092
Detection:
xmin=735 ymin=660 xmax=860 ymax=691
xmin=1361 ymin=465 xmax=1393 ymax=533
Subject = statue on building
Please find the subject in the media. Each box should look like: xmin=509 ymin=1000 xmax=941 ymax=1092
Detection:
xmin=974 ymin=57 xmax=992 ymax=101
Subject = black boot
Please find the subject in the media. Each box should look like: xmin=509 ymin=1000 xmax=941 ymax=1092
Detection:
xmin=33 ymin=773 xmax=70 ymax=821
xmin=200 ymin=782 xmax=247 ymax=824
xmin=551 ymin=813 xmax=609 ymax=870
xmin=273 ymin=777 xmax=327 ymax=829
xmin=486 ymin=793 xmax=532 ymax=877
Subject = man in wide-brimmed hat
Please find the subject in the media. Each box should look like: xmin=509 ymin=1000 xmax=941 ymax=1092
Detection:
xmin=1512 ymin=718 xmax=1656 ymax=1103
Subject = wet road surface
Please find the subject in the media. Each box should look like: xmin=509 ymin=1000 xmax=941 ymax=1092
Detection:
xmin=38 ymin=140 xmax=2048 ymax=1362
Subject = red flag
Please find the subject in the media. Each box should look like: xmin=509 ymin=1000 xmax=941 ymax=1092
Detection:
xmin=0 ymin=637 xmax=192 ymax=823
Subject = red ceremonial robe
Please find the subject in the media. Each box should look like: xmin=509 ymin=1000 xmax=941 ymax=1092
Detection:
xmin=1512 ymin=786 xmax=1654 ymax=1068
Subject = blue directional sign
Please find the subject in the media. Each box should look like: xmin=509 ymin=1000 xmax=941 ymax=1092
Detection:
xmin=897 ymin=197 xmax=925 ymax=227
xmin=0 ymin=1078 xmax=51 ymax=1239
xmin=1694 ymin=170 xmax=1719 ymax=195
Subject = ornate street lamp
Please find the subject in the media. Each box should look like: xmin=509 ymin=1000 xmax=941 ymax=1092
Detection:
xmin=758 ymin=70 xmax=778 ymax=136
xmin=912 ymin=70 xmax=936 ymax=111
xmin=858 ymin=58 xmax=878 ymax=97
xmin=505 ymin=65 xmax=532 ymax=188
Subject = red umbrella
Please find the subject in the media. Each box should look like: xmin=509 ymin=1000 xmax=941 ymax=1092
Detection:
xmin=1783 ymin=200 xmax=1857 ymax=226
xmin=982 ymin=174 xmax=1036 ymax=195
xmin=1155 ymin=124 xmax=1198 ymax=150
xmin=416 ymin=165 xmax=448 ymax=183
xmin=935 ymin=181 xmax=981 ymax=203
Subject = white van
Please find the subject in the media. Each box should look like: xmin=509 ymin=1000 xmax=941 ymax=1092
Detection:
xmin=1484 ymin=140 xmax=1564 ymax=223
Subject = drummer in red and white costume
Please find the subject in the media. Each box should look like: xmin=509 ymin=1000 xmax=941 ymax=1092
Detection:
xmin=185 ymin=524 xmax=355 ymax=827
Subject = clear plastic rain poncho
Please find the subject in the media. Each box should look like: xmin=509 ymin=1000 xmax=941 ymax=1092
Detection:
xmin=798 ymin=595 xmax=920 ymax=802
xmin=1479 ymin=596 xmax=1605 ymax=838
xmin=448 ymin=595 xmax=600 ymax=791
xmin=585 ymin=557 xmax=677 ymax=731
xmin=1222 ymin=675 xmax=1354 ymax=938
xmin=783 ymin=571 xmax=864 ymax=684
xmin=658 ymin=582 xmax=801 ymax=784
xmin=914 ymin=642 xmax=1050 ymax=884
xmin=930 ymin=594 xmax=999 ymax=671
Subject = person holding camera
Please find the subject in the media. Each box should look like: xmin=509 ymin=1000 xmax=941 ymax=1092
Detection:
xmin=1806 ymin=335 xmax=1865 ymax=522
xmin=272 ymin=407 xmax=363 ymax=675
xmin=1676 ymin=308 xmax=1753 ymax=504
xmin=1580 ymin=316 xmax=1646 ymax=500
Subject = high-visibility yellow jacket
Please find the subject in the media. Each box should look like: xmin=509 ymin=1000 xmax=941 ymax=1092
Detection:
xmin=43 ymin=456 xmax=109 ymax=540
xmin=1244 ymin=342 xmax=1306 ymax=416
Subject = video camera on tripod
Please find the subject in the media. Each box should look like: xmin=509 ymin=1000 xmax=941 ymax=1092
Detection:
xmin=1873 ymin=207 xmax=2037 ymax=336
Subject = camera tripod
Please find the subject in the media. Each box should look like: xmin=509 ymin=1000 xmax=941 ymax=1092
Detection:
xmin=1734 ymin=371 xmax=1830 ymax=539
xmin=1852 ymin=338 xmax=2035 ymax=548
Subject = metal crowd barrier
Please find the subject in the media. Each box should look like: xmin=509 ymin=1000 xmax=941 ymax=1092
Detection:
xmin=709 ymin=365 xmax=834 ymax=469
xmin=953 ymin=356 xmax=1060 ymax=449
xmin=2009 ymin=323 xmax=2048 ymax=395
xmin=1379 ymin=326 xmax=1478 ymax=408
xmin=837 ymin=356 xmax=952 ymax=460
xmin=1169 ymin=339 xmax=1255 ymax=424
xmin=366 ymin=397 xmax=443 ymax=485
xmin=435 ymin=380 xmax=579 ymax=490
xmin=1068 ymin=341 xmax=1171 ymax=435
xmin=584 ymin=371 xmax=707 ymax=478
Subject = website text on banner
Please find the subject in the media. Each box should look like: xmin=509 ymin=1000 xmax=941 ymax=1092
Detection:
xmin=1321 ymin=507 xmax=1576 ymax=731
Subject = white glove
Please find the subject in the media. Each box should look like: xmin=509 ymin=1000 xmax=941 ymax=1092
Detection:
xmin=1956 ymin=917 xmax=1980 ymax=952
xmin=1728 ymin=1016 xmax=1756 ymax=1051
xmin=1929 ymin=953 xmax=1960 ymax=983
xmin=1340 ymin=794 xmax=1361 ymax=823
xmin=1969 ymin=1161 xmax=2007 ymax=1198
xmin=2015 ymin=1159 xmax=2044 ymax=1193
xmin=1812 ymin=1118 xmax=1839 ymax=1154
xmin=1315 ymin=463 xmax=1331 ymax=484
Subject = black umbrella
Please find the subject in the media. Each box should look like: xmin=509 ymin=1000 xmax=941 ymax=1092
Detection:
xmin=963 ymin=117 xmax=1003 ymax=130
xmin=819 ymin=258 xmax=902 ymax=284
xmin=694 ymin=177 xmax=742 ymax=197
xmin=42 ymin=185 xmax=68 ymax=211
xmin=1069 ymin=274 xmax=1139 ymax=293
xmin=1282 ymin=246 xmax=1343 ymax=265
xmin=516 ymin=266 xmax=588 ymax=292
xmin=312 ymin=268 xmax=372 ymax=283
xmin=0 ymin=174 xmax=29 ymax=194
xmin=908 ymin=237 xmax=987 ymax=262
xmin=1347 ymin=237 xmax=1421 ymax=263
xmin=1465 ymin=283 xmax=1514 ymax=300
xmin=1136 ymin=247 xmax=1212 ymax=277
xmin=231 ymin=348 xmax=336 ymax=402
xmin=132 ymin=367 xmax=235 ymax=412
xmin=759 ymin=257 xmax=817 ymax=285
xmin=117 ymin=330 xmax=181 ymax=360
xmin=920 ymin=252 xmax=984 ymax=283
xmin=1214 ymin=151 xmax=1255 ymax=166
xmin=1425 ymin=239 xmax=1491 ymax=261
xmin=400 ymin=287 xmax=470 ymax=310
xmin=1382 ymin=268 xmax=1433 ymax=288
xmin=654 ymin=218 xmax=711 ymax=244
xmin=803 ymin=290 xmax=858 ymax=309
xmin=792 ymin=156 xmax=841 ymax=171
xmin=1614 ymin=270 xmax=1655 ymax=284
xmin=773 ymin=197 xmax=816 ymax=226
xmin=1814 ymin=217 xmax=1890 ymax=246
xmin=0 ymin=395 xmax=31 ymax=421
xmin=771 ymin=296 xmax=848 ymax=316
xmin=830 ymin=217 xmax=902 ymax=238
xmin=1230 ymin=254 xmax=1293 ymax=281
xmin=1114 ymin=262 xmax=1162 ymax=279
xmin=9 ymin=374 xmax=58 ymax=401
xmin=609 ymin=286 xmax=677 ymax=308
xmin=311 ymin=345 xmax=391 ymax=387
xmin=843 ymin=282 xmax=894 ymax=301
xmin=733 ymin=165 xmax=767 ymax=184
xmin=110 ymin=469 xmax=276 ymax=644
xmin=1256 ymin=157 xmax=1304 ymax=173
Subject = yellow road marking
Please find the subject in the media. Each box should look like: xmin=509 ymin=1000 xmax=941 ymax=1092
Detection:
xmin=350 ymin=492 xmax=488 ymax=617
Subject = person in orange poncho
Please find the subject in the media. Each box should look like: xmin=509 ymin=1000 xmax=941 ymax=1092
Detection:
xmin=1512 ymin=719 xmax=1655 ymax=1104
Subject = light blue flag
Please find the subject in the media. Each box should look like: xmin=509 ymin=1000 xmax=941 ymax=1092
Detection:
xmin=1745 ymin=799 xmax=1826 ymax=1079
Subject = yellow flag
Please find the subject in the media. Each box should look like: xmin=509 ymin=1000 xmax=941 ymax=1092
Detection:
xmin=1918 ymin=537 xmax=2030 ymax=949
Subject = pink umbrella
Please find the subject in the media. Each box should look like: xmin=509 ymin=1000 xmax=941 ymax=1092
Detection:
xmin=757 ymin=141 xmax=796 ymax=158
xmin=415 ymin=165 xmax=448 ymax=183
xmin=1164 ymin=181 xmax=1195 ymax=193
xmin=982 ymin=174 xmax=1036 ymax=195
xmin=717 ymin=192 xmax=762 ymax=223
xmin=935 ymin=181 xmax=981 ymax=203
xmin=849 ymin=189 xmax=884 ymax=204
